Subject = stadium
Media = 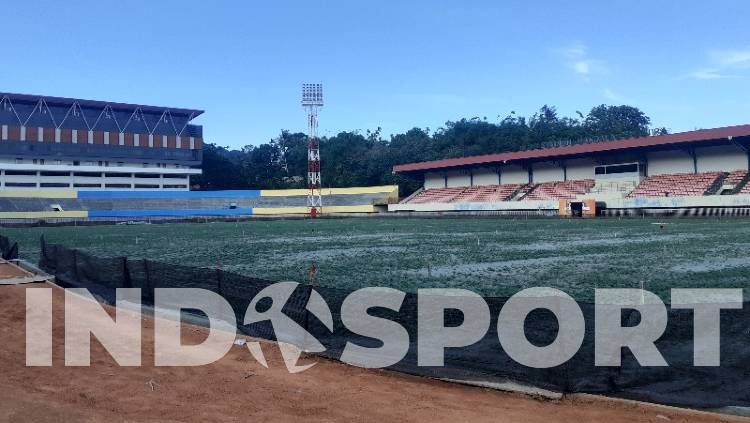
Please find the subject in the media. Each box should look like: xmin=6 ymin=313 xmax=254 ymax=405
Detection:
xmin=5 ymin=0 xmax=750 ymax=420
xmin=3 ymin=92 xmax=750 ymax=423
xmin=0 ymin=92 xmax=748 ymax=222
xmin=391 ymin=124 xmax=750 ymax=216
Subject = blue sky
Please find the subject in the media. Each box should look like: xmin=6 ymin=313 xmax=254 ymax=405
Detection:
xmin=2 ymin=1 xmax=750 ymax=148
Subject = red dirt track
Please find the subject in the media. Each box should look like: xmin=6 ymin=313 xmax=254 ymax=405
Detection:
xmin=0 ymin=283 xmax=745 ymax=423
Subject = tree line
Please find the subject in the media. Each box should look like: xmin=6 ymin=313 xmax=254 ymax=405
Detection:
xmin=193 ymin=104 xmax=667 ymax=196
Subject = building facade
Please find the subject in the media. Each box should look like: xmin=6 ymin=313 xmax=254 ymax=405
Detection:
xmin=0 ymin=92 xmax=203 ymax=190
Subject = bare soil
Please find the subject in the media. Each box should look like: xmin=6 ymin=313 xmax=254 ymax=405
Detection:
xmin=0 ymin=283 xmax=745 ymax=423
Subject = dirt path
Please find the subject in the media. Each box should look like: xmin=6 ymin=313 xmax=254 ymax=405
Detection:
xmin=0 ymin=283 xmax=744 ymax=423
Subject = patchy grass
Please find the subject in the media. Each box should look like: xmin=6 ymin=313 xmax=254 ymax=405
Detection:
xmin=5 ymin=217 xmax=750 ymax=301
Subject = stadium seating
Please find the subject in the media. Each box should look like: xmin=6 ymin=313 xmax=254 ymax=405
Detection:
xmin=407 ymin=181 xmax=596 ymax=204
xmin=522 ymin=179 xmax=595 ymax=201
xmin=738 ymin=173 xmax=750 ymax=194
xmin=407 ymin=187 xmax=465 ymax=204
xmin=0 ymin=197 xmax=86 ymax=212
xmin=449 ymin=184 xmax=522 ymax=203
xmin=0 ymin=186 xmax=399 ymax=219
xmin=627 ymin=172 xmax=722 ymax=198
xmin=725 ymin=170 xmax=748 ymax=186
xmin=407 ymin=184 xmax=523 ymax=204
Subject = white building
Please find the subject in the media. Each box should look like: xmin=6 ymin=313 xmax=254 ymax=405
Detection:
xmin=0 ymin=92 xmax=204 ymax=190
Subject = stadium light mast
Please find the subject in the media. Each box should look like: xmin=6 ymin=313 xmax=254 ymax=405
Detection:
xmin=302 ymin=83 xmax=323 ymax=216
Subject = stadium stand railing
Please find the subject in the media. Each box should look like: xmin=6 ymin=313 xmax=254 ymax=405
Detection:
xmin=724 ymin=170 xmax=747 ymax=186
xmin=725 ymin=170 xmax=750 ymax=194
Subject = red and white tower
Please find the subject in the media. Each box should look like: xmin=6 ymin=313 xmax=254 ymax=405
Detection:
xmin=302 ymin=83 xmax=323 ymax=216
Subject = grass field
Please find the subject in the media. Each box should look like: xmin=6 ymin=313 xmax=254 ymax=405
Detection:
xmin=4 ymin=217 xmax=750 ymax=301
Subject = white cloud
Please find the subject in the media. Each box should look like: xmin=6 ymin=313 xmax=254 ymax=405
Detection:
xmin=573 ymin=61 xmax=590 ymax=76
xmin=684 ymin=48 xmax=750 ymax=80
xmin=602 ymin=88 xmax=623 ymax=102
xmin=684 ymin=68 xmax=730 ymax=80
xmin=709 ymin=49 xmax=750 ymax=68
xmin=555 ymin=43 xmax=605 ymax=78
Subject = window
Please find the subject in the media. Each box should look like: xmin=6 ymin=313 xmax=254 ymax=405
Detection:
xmin=73 ymin=161 xmax=80 ymax=166
xmin=594 ymin=163 xmax=639 ymax=175
xmin=15 ymin=158 xmax=23 ymax=164
xmin=40 ymin=183 xmax=71 ymax=188
xmin=105 ymin=183 xmax=131 ymax=188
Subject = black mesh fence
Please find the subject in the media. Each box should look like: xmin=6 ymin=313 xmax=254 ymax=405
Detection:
xmin=0 ymin=235 xmax=19 ymax=260
xmin=38 ymin=236 xmax=750 ymax=408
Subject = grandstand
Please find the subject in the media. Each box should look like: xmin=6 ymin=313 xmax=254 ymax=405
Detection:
xmin=0 ymin=92 xmax=203 ymax=191
xmin=390 ymin=124 xmax=750 ymax=215
xmin=0 ymin=92 xmax=401 ymax=222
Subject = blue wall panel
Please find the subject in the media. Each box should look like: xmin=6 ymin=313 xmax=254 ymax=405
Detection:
xmin=88 ymin=208 xmax=253 ymax=217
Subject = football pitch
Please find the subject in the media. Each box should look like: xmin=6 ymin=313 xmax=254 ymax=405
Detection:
xmin=5 ymin=216 xmax=750 ymax=301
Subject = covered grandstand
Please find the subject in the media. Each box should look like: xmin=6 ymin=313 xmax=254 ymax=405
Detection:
xmin=390 ymin=124 xmax=750 ymax=216
xmin=0 ymin=92 xmax=203 ymax=191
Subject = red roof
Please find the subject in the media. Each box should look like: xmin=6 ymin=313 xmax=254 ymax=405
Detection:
xmin=393 ymin=124 xmax=750 ymax=173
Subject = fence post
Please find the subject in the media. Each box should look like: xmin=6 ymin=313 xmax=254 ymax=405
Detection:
xmin=144 ymin=260 xmax=152 ymax=303
xmin=123 ymin=257 xmax=133 ymax=289
xmin=72 ymin=248 xmax=79 ymax=282
xmin=216 ymin=266 xmax=222 ymax=295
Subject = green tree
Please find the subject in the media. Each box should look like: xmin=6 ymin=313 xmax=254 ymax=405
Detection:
xmin=584 ymin=105 xmax=651 ymax=139
xmin=196 ymin=104 xmax=662 ymax=197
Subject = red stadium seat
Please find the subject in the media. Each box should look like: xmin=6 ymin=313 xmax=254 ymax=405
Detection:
xmin=407 ymin=184 xmax=523 ymax=204
xmin=627 ymin=172 xmax=723 ymax=198
xmin=522 ymin=179 xmax=595 ymax=201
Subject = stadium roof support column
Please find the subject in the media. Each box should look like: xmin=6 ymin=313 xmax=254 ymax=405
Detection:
xmin=731 ymin=138 xmax=750 ymax=170
xmin=526 ymin=163 xmax=533 ymax=184
xmin=689 ymin=148 xmax=698 ymax=174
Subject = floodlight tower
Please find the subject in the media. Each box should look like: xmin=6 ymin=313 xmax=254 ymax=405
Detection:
xmin=302 ymin=83 xmax=323 ymax=215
